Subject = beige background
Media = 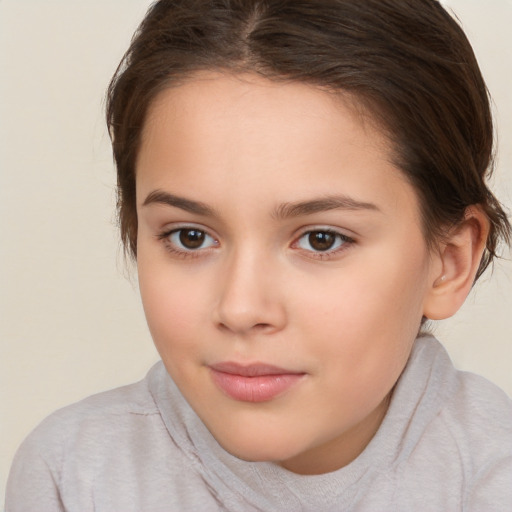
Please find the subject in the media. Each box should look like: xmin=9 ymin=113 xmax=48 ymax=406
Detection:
xmin=1 ymin=0 xmax=511 ymax=501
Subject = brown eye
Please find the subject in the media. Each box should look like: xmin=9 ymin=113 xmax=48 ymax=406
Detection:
xmin=161 ymin=227 xmax=217 ymax=255
xmin=308 ymin=231 xmax=336 ymax=251
xmin=297 ymin=230 xmax=349 ymax=253
xmin=178 ymin=229 xmax=206 ymax=249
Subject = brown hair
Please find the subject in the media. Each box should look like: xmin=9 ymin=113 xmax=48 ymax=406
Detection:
xmin=107 ymin=0 xmax=511 ymax=279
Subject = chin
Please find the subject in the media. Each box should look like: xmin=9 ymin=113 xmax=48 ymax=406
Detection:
xmin=211 ymin=425 xmax=303 ymax=464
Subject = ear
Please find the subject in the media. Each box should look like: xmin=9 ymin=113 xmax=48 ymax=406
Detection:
xmin=423 ymin=206 xmax=490 ymax=320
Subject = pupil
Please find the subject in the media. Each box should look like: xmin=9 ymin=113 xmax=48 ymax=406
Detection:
xmin=309 ymin=231 xmax=334 ymax=251
xmin=180 ymin=229 xmax=205 ymax=249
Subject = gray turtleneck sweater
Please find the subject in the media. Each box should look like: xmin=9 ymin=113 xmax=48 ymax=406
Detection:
xmin=5 ymin=336 xmax=512 ymax=511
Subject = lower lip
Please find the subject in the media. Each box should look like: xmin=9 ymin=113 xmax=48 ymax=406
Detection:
xmin=210 ymin=370 xmax=304 ymax=403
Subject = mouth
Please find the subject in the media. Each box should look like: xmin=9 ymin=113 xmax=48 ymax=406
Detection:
xmin=209 ymin=362 xmax=306 ymax=403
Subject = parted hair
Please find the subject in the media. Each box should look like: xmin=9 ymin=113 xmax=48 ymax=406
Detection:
xmin=107 ymin=0 xmax=511 ymax=279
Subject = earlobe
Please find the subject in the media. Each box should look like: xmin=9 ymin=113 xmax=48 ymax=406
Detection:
xmin=423 ymin=206 xmax=490 ymax=321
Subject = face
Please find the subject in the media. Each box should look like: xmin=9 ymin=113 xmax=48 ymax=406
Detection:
xmin=136 ymin=72 xmax=439 ymax=475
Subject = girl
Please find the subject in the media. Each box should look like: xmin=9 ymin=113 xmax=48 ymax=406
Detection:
xmin=6 ymin=0 xmax=512 ymax=510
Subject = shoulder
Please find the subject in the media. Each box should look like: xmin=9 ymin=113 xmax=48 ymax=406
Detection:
xmin=441 ymin=369 xmax=512 ymax=509
xmin=389 ymin=337 xmax=512 ymax=509
xmin=24 ymin=367 xmax=161 ymax=451
xmin=6 ymin=364 xmax=172 ymax=510
xmin=439 ymin=364 xmax=512 ymax=459
xmin=408 ymin=336 xmax=512 ymax=444
xmin=424 ymin=341 xmax=512 ymax=508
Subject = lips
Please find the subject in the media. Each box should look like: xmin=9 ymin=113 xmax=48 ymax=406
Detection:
xmin=209 ymin=362 xmax=305 ymax=402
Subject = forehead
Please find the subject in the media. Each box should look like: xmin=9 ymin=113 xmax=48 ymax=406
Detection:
xmin=136 ymin=72 xmax=421 ymax=224
xmin=141 ymin=71 xmax=387 ymax=156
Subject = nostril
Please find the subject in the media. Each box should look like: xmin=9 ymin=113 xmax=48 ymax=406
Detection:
xmin=213 ymin=269 xmax=287 ymax=334
xmin=254 ymin=323 xmax=272 ymax=330
xmin=216 ymin=320 xmax=275 ymax=335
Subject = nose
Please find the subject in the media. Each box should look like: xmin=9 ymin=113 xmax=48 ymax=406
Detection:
xmin=213 ymin=248 xmax=287 ymax=336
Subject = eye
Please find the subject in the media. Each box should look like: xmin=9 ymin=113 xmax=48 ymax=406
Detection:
xmin=167 ymin=228 xmax=217 ymax=251
xmin=296 ymin=230 xmax=350 ymax=253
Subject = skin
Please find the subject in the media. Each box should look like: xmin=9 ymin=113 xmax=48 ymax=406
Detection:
xmin=135 ymin=72 xmax=483 ymax=475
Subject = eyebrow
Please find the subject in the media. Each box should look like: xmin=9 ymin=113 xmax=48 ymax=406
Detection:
xmin=272 ymin=195 xmax=381 ymax=220
xmin=142 ymin=189 xmax=380 ymax=219
xmin=142 ymin=190 xmax=215 ymax=216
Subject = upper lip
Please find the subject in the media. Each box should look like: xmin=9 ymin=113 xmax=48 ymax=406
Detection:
xmin=209 ymin=362 xmax=304 ymax=377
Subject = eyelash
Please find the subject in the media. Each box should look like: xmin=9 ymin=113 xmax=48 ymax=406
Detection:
xmin=156 ymin=227 xmax=355 ymax=260
xmin=156 ymin=227 xmax=219 ymax=260
xmin=293 ymin=229 xmax=354 ymax=260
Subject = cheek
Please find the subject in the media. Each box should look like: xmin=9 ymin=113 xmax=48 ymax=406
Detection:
xmin=296 ymin=264 xmax=422 ymax=334
xmin=350 ymin=243 xmax=430 ymax=325
xmin=137 ymin=256 xmax=209 ymax=356
xmin=292 ymin=247 xmax=429 ymax=367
